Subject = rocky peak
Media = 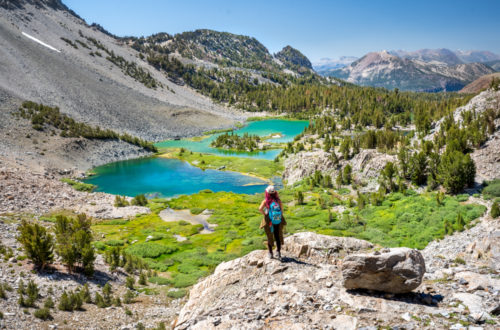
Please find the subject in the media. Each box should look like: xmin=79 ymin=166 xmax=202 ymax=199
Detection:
xmin=275 ymin=45 xmax=313 ymax=71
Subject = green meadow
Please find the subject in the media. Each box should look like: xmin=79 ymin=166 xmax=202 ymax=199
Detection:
xmin=91 ymin=186 xmax=486 ymax=289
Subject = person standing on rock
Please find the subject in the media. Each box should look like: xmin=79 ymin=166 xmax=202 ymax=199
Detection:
xmin=259 ymin=185 xmax=286 ymax=260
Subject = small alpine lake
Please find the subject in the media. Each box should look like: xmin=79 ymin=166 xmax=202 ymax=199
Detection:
xmin=84 ymin=119 xmax=308 ymax=197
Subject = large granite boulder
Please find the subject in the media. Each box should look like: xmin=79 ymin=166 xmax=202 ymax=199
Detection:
xmin=341 ymin=247 xmax=426 ymax=293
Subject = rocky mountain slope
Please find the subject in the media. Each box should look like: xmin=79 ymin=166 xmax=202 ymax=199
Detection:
xmin=0 ymin=0 xmax=244 ymax=143
xmin=175 ymin=207 xmax=499 ymax=329
xmin=327 ymin=51 xmax=495 ymax=91
xmin=460 ymin=72 xmax=500 ymax=93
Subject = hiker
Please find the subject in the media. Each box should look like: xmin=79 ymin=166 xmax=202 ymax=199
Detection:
xmin=259 ymin=185 xmax=286 ymax=260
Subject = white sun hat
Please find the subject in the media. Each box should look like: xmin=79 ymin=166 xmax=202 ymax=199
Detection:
xmin=265 ymin=185 xmax=276 ymax=193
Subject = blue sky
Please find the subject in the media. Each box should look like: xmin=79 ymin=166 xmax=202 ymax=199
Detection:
xmin=63 ymin=0 xmax=500 ymax=63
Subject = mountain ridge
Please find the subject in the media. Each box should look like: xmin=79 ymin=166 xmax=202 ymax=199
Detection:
xmin=325 ymin=50 xmax=495 ymax=92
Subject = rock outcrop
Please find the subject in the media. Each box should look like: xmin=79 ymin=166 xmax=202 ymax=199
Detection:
xmin=175 ymin=211 xmax=500 ymax=329
xmin=283 ymin=148 xmax=396 ymax=190
xmin=174 ymin=233 xmax=374 ymax=329
xmin=283 ymin=150 xmax=335 ymax=185
xmin=342 ymin=248 xmax=426 ymax=293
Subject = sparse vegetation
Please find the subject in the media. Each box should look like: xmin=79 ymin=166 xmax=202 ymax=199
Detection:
xmin=61 ymin=178 xmax=96 ymax=192
xmin=211 ymin=132 xmax=262 ymax=151
xmin=16 ymin=101 xmax=157 ymax=152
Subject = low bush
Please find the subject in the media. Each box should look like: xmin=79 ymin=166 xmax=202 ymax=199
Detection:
xmin=148 ymin=276 xmax=170 ymax=285
xmin=60 ymin=178 xmax=95 ymax=192
xmin=131 ymin=194 xmax=148 ymax=206
xmin=189 ymin=207 xmax=204 ymax=215
xmin=167 ymin=289 xmax=187 ymax=299
xmin=126 ymin=242 xmax=178 ymax=258
xmin=169 ymin=273 xmax=199 ymax=288
xmin=34 ymin=308 xmax=52 ymax=320
xmin=483 ymin=179 xmax=500 ymax=199
xmin=105 ymin=240 xmax=125 ymax=247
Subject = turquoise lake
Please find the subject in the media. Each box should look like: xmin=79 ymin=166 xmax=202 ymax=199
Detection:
xmin=155 ymin=119 xmax=309 ymax=160
xmin=84 ymin=119 xmax=308 ymax=197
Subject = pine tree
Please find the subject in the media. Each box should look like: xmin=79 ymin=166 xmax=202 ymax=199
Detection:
xmin=58 ymin=291 xmax=72 ymax=311
xmin=139 ymin=272 xmax=147 ymax=286
xmin=54 ymin=214 xmax=95 ymax=275
xmin=296 ymin=191 xmax=304 ymax=205
xmin=17 ymin=221 xmax=54 ymax=271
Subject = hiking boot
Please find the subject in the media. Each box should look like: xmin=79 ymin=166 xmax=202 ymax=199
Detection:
xmin=268 ymin=252 xmax=273 ymax=259
xmin=277 ymin=251 xmax=282 ymax=260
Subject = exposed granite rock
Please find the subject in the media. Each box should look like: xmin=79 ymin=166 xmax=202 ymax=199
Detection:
xmin=342 ymin=248 xmax=426 ymax=293
xmin=283 ymin=149 xmax=335 ymax=185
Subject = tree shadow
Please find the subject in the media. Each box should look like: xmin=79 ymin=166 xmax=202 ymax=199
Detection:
xmin=346 ymin=288 xmax=445 ymax=307
xmin=36 ymin=266 xmax=114 ymax=286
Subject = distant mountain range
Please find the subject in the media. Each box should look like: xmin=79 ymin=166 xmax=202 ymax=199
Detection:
xmin=312 ymin=56 xmax=358 ymax=75
xmin=319 ymin=49 xmax=500 ymax=92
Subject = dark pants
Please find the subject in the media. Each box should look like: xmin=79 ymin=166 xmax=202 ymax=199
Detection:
xmin=271 ymin=224 xmax=281 ymax=252
xmin=260 ymin=215 xmax=286 ymax=252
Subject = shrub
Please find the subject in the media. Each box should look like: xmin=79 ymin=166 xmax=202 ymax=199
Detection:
xmin=167 ymin=289 xmax=187 ymax=299
xmin=102 ymin=283 xmax=112 ymax=306
xmin=93 ymin=241 xmax=106 ymax=250
xmin=169 ymin=273 xmax=199 ymax=288
xmin=25 ymin=280 xmax=39 ymax=306
xmin=483 ymin=179 xmax=500 ymax=198
xmin=58 ymin=291 xmax=72 ymax=311
xmin=60 ymin=178 xmax=95 ymax=192
xmin=154 ymin=322 xmax=167 ymax=330
xmin=190 ymin=207 xmax=204 ymax=215
xmin=139 ymin=272 xmax=147 ymax=285
xmin=126 ymin=242 xmax=178 ymax=258
xmin=17 ymin=221 xmax=54 ymax=270
xmin=69 ymin=291 xmax=83 ymax=310
xmin=44 ymin=297 xmax=55 ymax=309
xmin=123 ymin=290 xmax=136 ymax=304
xmin=113 ymin=297 xmax=122 ymax=307
xmin=95 ymin=291 xmax=106 ymax=308
xmin=131 ymin=194 xmax=148 ymax=206
xmin=491 ymin=202 xmax=500 ymax=218
xmin=148 ymin=276 xmax=170 ymax=285
xmin=114 ymin=196 xmax=130 ymax=207
xmin=34 ymin=308 xmax=52 ymax=320
xmin=80 ymin=284 xmax=92 ymax=303
xmin=105 ymin=240 xmax=125 ymax=247
xmin=126 ymin=276 xmax=135 ymax=290
xmin=0 ymin=283 xmax=11 ymax=299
